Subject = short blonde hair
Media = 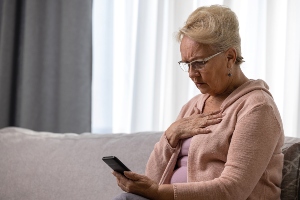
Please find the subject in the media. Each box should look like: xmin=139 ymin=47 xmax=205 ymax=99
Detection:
xmin=177 ymin=5 xmax=244 ymax=65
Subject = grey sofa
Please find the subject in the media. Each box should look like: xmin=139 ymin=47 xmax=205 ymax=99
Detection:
xmin=0 ymin=127 xmax=299 ymax=200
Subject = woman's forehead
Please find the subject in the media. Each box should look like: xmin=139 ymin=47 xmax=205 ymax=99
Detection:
xmin=180 ymin=36 xmax=213 ymax=59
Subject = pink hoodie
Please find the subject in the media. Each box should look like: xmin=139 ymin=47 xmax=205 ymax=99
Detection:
xmin=146 ymin=79 xmax=284 ymax=200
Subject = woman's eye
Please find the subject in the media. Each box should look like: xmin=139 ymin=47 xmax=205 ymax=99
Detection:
xmin=193 ymin=61 xmax=205 ymax=68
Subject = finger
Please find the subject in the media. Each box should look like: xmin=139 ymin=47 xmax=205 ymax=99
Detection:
xmin=112 ymin=171 xmax=120 ymax=175
xmin=113 ymin=171 xmax=129 ymax=192
xmin=192 ymin=128 xmax=211 ymax=136
xmin=199 ymin=115 xmax=222 ymax=127
xmin=198 ymin=110 xmax=221 ymax=118
xmin=200 ymin=128 xmax=211 ymax=134
xmin=124 ymin=171 xmax=141 ymax=181
xmin=202 ymin=110 xmax=221 ymax=117
xmin=206 ymin=112 xmax=223 ymax=120
xmin=205 ymin=118 xmax=222 ymax=126
xmin=112 ymin=171 xmax=120 ymax=178
xmin=117 ymin=180 xmax=129 ymax=192
xmin=112 ymin=171 xmax=126 ymax=178
xmin=199 ymin=116 xmax=208 ymax=128
xmin=112 ymin=171 xmax=130 ymax=184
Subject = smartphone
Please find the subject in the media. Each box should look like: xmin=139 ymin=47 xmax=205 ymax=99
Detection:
xmin=102 ymin=156 xmax=131 ymax=175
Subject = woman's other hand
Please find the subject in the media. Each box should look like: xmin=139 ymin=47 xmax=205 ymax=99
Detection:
xmin=113 ymin=171 xmax=174 ymax=199
xmin=165 ymin=108 xmax=223 ymax=147
xmin=112 ymin=171 xmax=159 ymax=199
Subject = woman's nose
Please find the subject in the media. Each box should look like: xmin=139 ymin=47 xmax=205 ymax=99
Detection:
xmin=188 ymin=67 xmax=200 ymax=78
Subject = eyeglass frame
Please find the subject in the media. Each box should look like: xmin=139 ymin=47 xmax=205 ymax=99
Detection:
xmin=178 ymin=51 xmax=223 ymax=72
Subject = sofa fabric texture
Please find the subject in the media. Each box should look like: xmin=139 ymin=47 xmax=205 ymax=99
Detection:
xmin=0 ymin=127 xmax=300 ymax=200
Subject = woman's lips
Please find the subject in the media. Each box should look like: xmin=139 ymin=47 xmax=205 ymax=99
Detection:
xmin=195 ymin=82 xmax=205 ymax=87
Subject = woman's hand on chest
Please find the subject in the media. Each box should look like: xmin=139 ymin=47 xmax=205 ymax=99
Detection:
xmin=165 ymin=107 xmax=223 ymax=148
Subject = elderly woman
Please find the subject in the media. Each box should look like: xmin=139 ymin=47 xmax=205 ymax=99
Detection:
xmin=113 ymin=5 xmax=284 ymax=200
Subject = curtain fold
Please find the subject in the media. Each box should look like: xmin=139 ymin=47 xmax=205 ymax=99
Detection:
xmin=0 ymin=0 xmax=22 ymax=128
xmin=0 ymin=0 xmax=92 ymax=133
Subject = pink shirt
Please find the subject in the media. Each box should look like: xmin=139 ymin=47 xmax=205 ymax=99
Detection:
xmin=170 ymin=137 xmax=192 ymax=183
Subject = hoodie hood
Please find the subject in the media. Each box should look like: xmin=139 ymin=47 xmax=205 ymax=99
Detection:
xmin=221 ymin=79 xmax=272 ymax=111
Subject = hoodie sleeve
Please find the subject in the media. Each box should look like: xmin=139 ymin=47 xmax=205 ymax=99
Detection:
xmin=145 ymin=132 xmax=180 ymax=184
xmin=145 ymin=96 xmax=200 ymax=184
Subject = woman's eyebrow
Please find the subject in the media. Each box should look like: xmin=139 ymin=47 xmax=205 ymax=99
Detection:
xmin=183 ymin=56 xmax=206 ymax=63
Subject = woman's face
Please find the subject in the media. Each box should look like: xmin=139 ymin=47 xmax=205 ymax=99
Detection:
xmin=180 ymin=36 xmax=231 ymax=96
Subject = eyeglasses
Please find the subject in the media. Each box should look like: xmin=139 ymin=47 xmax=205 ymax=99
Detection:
xmin=178 ymin=51 xmax=223 ymax=72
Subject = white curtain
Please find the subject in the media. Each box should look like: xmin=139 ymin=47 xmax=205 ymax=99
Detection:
xmin=92 ymin=0 xmax=300 ymax=137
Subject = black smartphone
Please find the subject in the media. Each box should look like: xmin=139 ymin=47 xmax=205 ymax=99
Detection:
xmin=102 ymin=156 xmax=131 ymax=175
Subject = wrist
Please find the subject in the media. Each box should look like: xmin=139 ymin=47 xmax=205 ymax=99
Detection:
xmin=165 ymin=128 xmax=178 ymax=148
xmin=157 ymin=184 xmax=174 ymax=200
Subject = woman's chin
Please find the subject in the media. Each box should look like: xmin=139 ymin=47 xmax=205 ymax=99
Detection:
xmin=196 ymin=84 xmax=209 ymax=94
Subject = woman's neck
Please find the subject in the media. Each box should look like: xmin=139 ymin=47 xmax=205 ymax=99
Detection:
xmin=216 ymin=68 xmax=249 ymax=98
xmin=203 ymin=69 xmax=249 ymax=114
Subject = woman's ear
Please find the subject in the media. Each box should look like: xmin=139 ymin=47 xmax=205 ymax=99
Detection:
xmin=226 ymin=48 xmax=237 ymax=67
